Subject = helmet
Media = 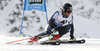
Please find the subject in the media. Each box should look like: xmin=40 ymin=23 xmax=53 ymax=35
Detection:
xmin=63 ymin=3 xmax=73 ymax=13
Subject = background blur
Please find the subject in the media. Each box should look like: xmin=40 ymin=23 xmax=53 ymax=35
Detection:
xmin=0 ymin=0 xmax=100 ymax=38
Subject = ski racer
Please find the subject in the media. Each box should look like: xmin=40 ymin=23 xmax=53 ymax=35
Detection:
xmin=30 ymin=3 xmax=76 ymax=42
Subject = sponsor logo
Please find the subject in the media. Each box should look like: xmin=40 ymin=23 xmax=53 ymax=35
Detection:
xmin=29 ymin=0 xmax=43 ymax=4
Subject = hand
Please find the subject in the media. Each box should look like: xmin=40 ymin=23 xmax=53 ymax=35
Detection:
xmin=52 ymin=29 xmax=57 ymax=33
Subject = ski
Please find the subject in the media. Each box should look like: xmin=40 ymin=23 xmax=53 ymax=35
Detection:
xmin=6 ymin=37 xmax=35 ymax=44
xmin=40 ymin=40 xmax=61 ymax=45
xmin=60 ymin=39 xmax=85 ymax=44
xmin=7 ymin=36 xmax=85 ymax=45
xmin=40 ymin=39 xmax=86 ymax=45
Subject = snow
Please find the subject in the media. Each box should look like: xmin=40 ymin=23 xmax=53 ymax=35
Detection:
xmin=74 ymin=15 xmax=100 ymax=38
xmin=0 ymin=35 xmax=100 ymax=51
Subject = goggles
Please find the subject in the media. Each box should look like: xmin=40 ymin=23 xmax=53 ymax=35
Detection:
xmin=65 ymin=7 xmax=72 ymax=13
xmin=66 ymin=10 xmax=72 ymax=13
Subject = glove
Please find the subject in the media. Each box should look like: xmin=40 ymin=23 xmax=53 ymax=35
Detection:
xmin=52 ymin=29 xmax=57 ymax=33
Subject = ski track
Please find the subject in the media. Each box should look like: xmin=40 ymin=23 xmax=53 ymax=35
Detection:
xmin=0 ymin=41 xmax=100 ymax=51
xmin=0 ymin=36 xmax=100 ymax=51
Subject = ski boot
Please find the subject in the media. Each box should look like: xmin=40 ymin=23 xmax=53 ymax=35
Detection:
xmin=47 ymin=34 xmax=61 ymax=45
xmin=50 ymin=34 xmax=60 ymax=41
xmin=28 ymin=36 xmax=40 ymax=43
xmin=68 ymin=37 xmax=76 ymax=41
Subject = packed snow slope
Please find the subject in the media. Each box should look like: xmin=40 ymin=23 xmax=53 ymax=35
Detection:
xmin=0 ymin=35 xmax=100 ymax=51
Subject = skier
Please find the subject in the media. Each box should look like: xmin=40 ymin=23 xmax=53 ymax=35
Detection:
xmin=30 ymin=3 xmax=76 ymax=42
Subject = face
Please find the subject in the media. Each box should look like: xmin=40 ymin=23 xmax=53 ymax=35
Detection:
xmin=65 ymin=12 xmax=71 ymax=16
xmin=64 ymin=7 xmax=72 ymax=17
